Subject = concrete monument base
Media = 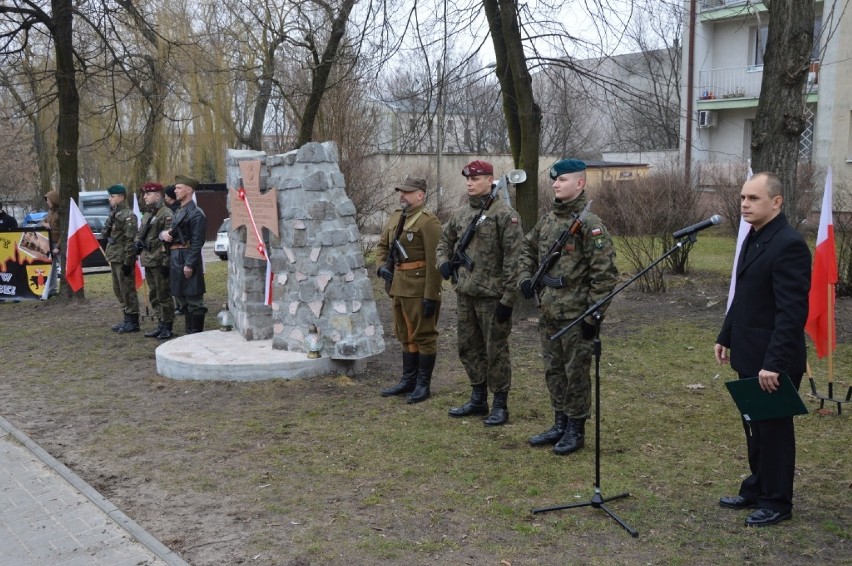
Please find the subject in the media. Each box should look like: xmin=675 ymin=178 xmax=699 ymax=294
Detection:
xmin=155 ymin=330 xmax=365 ymax=381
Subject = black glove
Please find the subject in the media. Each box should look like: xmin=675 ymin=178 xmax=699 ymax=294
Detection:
xmin=377 ymin=265 xmax=394 ymax=283
xmin=495 ymin=302 xmax=513 ymax=323
xmin=580 ymin=320 xmax=597 ymax=340
xmin=422 ymin=299 xmax=437 ymax=319
xmin=520 ymin=279 xmax=535 ymax=300
xmin=133 ymin=240 xmax=145 ymax=254
xmin=160 ymin=265 xmax=170 ymax=277
xmin=121 ymin=263 xmax=132 ymax=276
xmin=439 ymin=262 xmax=453 ymax=281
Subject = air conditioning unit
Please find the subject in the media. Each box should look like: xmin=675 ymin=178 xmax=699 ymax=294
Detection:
xmin=698 ymin=110 xmax=717 ymax=128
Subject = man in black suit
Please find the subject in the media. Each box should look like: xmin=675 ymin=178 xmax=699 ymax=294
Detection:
xmin=714 ymin=171 xmax=811 ymax=527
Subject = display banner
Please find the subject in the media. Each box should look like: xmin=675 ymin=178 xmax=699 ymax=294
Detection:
xmin=0 ymin=227 xmax=56 ymax=300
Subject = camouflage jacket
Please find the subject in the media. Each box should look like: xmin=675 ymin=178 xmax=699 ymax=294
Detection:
xmin=436 ymin=195 xmax=524 ymax=307
xmin=375 ymin=203 xmax=442 ymax=301
xmin=517 ymin=193 xmax=618 ymax=321
xmin=137 ymin=201 xmax=173 ymax=268
xmin=104 ymin=203 xmax=138 ymax=266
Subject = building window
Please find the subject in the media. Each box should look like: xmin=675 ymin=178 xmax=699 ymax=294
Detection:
xmin=749 ymin=25 xmax=768 ymax=67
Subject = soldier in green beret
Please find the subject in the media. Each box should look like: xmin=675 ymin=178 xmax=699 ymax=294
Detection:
xmin=517 ymin=159 xmax=618 ymax=455
xmin=376 ymin=176 xmax=442 ymax=404
xmin=437 ymin=160 xmax=524 ymax=426
xmin=135 ymin=182 xmax=175 ymax=339
xmin=104 ymin=184 xmax=141 ymax=333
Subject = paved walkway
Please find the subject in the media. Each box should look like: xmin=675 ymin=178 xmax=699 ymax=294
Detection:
xmin=0 ymin=416 xmax=188 ymax=566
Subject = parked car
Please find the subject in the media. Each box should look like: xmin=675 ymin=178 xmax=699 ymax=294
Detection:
xmin=214 ymin=218 xmax=230 ymax=260
xmin=82 ymin=215 xmax=110 ymax=268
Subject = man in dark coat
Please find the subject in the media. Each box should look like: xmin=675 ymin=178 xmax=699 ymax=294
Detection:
xmin=0 ymin=204 xmax=17 ymax=228
xmin=714 ymin=171 xmax=811 ymax=527
xmin=159 ymin=175 xmax=207 ymax=333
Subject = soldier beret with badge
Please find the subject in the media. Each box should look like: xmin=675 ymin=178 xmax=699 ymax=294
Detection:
xmin=462 ymin=160 xmax=494 ymax=177
xmin=174 ymin=174 xmax=200 ymax=190
xmin=549 ymin=158 xmax=586 ymax=180
xmin=395 ymin=176 xmax=428 ymax=193
xmin=107 ymin=184 xmax=127 ymax=195
xmin=141 ymin=182 xmax=164 ymax=193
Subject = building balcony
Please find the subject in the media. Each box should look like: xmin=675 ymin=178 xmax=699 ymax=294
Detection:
xmin=699 ymin=0 xmax=749 ymax=10
xmin=698 ymin=63 xmax=819 ymax=108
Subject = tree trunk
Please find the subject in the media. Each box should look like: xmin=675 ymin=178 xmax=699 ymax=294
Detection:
xmin=750 ymin=0 xmax=814 ymax=228
xmin=52 ymin=0 xmax=82 ymax=297
xmin=483 ymin=0 xmax=541 ymax=231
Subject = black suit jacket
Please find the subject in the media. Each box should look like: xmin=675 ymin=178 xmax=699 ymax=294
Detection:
xmin=717 ymin=213 xmax=811 ymax=377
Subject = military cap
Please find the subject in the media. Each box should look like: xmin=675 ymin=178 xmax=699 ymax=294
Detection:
xmin=549 ymin=158 xmax=586 ymax=180
xmin=462 ymin=160 xmax=494 ymax=177
xmin=141 ymin=182 xmax=164 ymax=193
xmin=107 ymin=184 xmax=127 ymax=195
xmin=164 ymin=185 xmax=177 ymax=200
xmin=174 ymin=174 xmax=200 ymax=190
xmin=395 ymin=176 xmax=428 ymax=193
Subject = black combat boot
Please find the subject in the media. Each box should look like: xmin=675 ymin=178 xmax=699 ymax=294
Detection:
xmin=111 ymin=319 xmax=125 ymax=332
xmin=407 ymin=353 xmax=436 ymax=404
xmin=184 ymin=313 xmax=193 ymax=334
xmin=528 ymin=412 xmax=568 ymax=446
xmin=483 ymin=391 xmax=509 ymax=426
xmin=144 ymin=321 xmax=164 ymax=338
xmin=157 ymin=321 xmax=174 ymax=340
xmin=116 ymin=313 xmax=140 ymax=334
xmin=381 ymin=352 xmax=419 ymax=397
xmin=192 ymin=311 xmax=206 ymax=333
xmin=448 ymin=384 xmax=489 ymax=417
xmin=553 ymin=418 xmax=586 ymax=455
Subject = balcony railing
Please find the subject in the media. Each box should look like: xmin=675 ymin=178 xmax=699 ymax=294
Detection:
xmin=698 ymin=63 xmax=819 ymax=101
xmin=699 ymin=0 xmax=749 ymax=11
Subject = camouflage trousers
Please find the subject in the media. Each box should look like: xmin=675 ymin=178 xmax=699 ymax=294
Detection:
xmin=392 ymin=296 xmax=440 ymax=355
xmin=144 ymin=267 xmax=174 ymax=323
xmin=110 ymin=263 xmax=139 ymax=315
xmin=540 ymin=318 xmax=593 ymax=419
xmin=457 ymin=293 xmax=512 ymax=393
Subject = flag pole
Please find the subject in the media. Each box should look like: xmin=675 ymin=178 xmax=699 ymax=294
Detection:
xmin=827 ymin=281 xmax=834 ymax=396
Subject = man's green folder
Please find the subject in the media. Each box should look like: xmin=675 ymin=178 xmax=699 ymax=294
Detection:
xmin=725 ymin=375 xmax=808 ymax=422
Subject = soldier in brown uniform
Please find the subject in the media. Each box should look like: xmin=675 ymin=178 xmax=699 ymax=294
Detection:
xmin=437 ymin=160 xmax=524 ymax=426
xmin=376 ymin=176 xmax=443 ymax=404
xmin=134 ymin=182 xmax=175 ymax=339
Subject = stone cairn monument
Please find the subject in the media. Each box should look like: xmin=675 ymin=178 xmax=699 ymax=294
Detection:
xmin=225 ymin=143 xmax=385 ymax=368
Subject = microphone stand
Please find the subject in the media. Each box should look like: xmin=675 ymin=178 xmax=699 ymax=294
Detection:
xmin=532 ymin=233 xmax=701 ymax=538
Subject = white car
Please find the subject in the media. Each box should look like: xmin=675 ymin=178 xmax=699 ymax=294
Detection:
xmin=214 ymin=218 xmax=230 ymax=260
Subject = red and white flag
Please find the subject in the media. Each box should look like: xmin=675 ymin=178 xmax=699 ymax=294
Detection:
xmin=65 ymin=198 xmax=101 ymax=292
xmin=805 ymin=167 xmax=838 ymax=358
xmin=264 ymin=257 xmax=274 ymax=306
xmin=132 ymin=194 xmax=145 ymax=288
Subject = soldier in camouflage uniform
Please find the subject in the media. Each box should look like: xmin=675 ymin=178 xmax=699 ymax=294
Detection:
xmin=376 ymin=176 xmax=443 ymax=404
xmin=517 ymin=159 xmax=618 ymax=455
xmin=135 ymin=182 xmax=175 ymax=339
xmin=104 ymin=184 xmax=141 ymax=333
xmin=436 ymin=160 xmax=524 ymax=426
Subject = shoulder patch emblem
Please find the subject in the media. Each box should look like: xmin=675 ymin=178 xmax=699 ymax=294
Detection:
xmin=510 ymin=216 xmax=518 ymax=224
xmin=591 ymin=227 xmax=602 ymax=237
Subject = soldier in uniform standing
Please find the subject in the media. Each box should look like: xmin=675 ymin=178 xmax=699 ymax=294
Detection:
xmin=376 ymin=176 xmax=442 ymax=404
xmin=517 ymin=159 xmax=618 ymax=455
xmin=437 ymin=160 xmax=524 ymax=426
xmin=104 ymin=184 xmax=141 ymax=333
xmin=135 ymin=182 xmax=175 ymax=339
xmin=159 ymin=175 xmax=207 ymax=333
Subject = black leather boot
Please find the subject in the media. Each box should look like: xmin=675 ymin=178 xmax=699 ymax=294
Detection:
xmin=157 ymin=321 xmax=174 ymax=340
xmin=184 ymin=313 xmax=193 ymax=334
xmin=111 ymin=319 xmax=125 ymax=332
xmin=408 ymin=353 xmax=436 ymax=404
xmin=116 ymin=313 xmax=140 ymax=334
xmin=553 ymin=418 xmax=586 ymax=455
xmin=381 ymin=352 xmax=419 ymax=397
xmin=483 ymin=391 xmax=509 ymax=426
xmin=144 ymin=321 xmax=164 ymax=338
xmin=448 ymin=384 xmax=488 ymax=417
xmin=529 ymin=412 xmax=568 ymax=446
xmin=192 ymin=311 xmax=206 ymax=332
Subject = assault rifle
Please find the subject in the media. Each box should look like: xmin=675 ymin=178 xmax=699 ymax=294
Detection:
xmin=528 ymin=200 xmax=592 ymax=302
xmin=134 ymin=214 xmax=156 ymax=254
xmin=447 ymin=189 xmax=496 ymax=283
xmin=377 ymin=209 xmax=409 ymax=295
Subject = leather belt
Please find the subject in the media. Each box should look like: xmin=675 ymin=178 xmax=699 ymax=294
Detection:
xmin=397 ymin=260 xmax=426 ymax=271
xmin=170 ymin=243 xmax=190 ymax=250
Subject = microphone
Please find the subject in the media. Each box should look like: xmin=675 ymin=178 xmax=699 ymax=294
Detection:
xmin=672 ymin=215 xmax=722 ymax=239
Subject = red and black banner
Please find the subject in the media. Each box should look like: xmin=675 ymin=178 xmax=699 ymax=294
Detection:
xmin=0 ymin=228 xmax=56 ymax=300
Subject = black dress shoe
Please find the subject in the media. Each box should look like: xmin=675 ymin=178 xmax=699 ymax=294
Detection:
xmin=719 ymin=495 xmax=758 ymax=510
xmin=745 ymin=507 xmax=791 ymax=527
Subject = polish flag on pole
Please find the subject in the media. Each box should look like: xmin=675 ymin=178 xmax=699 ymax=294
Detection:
xmin=726 ymin=167 xmax=753 ymax=312
xmin=132 ymin=194 xmax=145 ymax=288
xmin=805 ymin=167 xmax=838 ymax=358
xmin=65 ymin=198 xmax=101 ymax=292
